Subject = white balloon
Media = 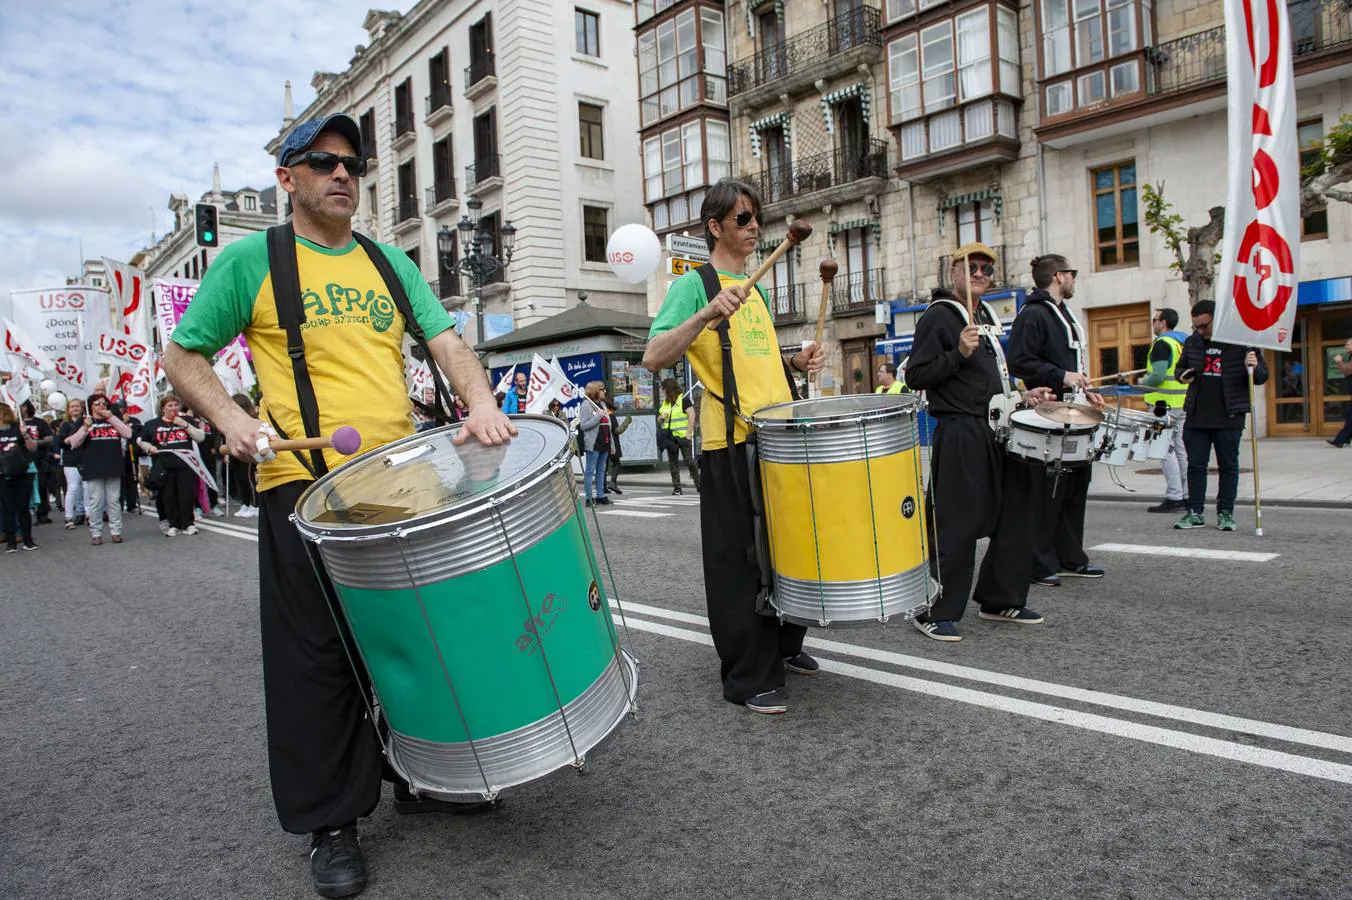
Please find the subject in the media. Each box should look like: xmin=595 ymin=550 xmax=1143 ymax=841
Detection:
xmin=606 ymin=224 xmax=662 ymax=284
xmin=47 ymin=392 xmax=68 ymax=412
xmin=39 ymin=379 xmax=56 ymax=393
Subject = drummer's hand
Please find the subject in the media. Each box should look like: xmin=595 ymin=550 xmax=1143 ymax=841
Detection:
xmin=1063 ymin=370 xmax=1090 ymax=390
xmin=1085 ymin=390 xmax=1105 ymax=409
xmin=1244 ymin=350 xmax=1259 ymax=370
xmin=957 ymin=324 xmax=981 ymax=358
xmin=700 ymin=284 xmax=747 ymax=329
xmin=455 ymin=404 xmax=517 ymax=447
xmin=222 ymin=414 xmax=274 ymax=463
xmin=1021 ymin=387 xmax=1057 ymax=407
xmin=794 ymin=341 xmax=826 ymax=374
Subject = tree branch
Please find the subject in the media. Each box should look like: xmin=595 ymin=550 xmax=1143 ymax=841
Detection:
xmin=1302 ymin=157 xmax=1352 ymax=217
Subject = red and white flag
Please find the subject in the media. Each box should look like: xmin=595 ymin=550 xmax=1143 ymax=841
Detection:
xmin=103 ymin=258 xmax=150 ymax=343
xmin=166 ymin=448 xmax=218 ymax=493
xmin=1214 ymin=0 xmax=1301 ymax=351
xmin=524 ymin=354 xmax=581 ymax=414
xmin=123 ymin=350 xmax=158 ymax=418
xmin=3 ymin=316 xmax=54 ymax=372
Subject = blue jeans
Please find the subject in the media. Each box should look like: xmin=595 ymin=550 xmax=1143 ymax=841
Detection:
xmin=1183 ymin=426 xmax=1243 ymax=515
xmin=584 ymin=450 xmax=607 ymax=500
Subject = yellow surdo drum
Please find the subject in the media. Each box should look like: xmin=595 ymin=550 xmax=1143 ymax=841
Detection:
xmin=751 ymin=394 xmax=934 ymax=627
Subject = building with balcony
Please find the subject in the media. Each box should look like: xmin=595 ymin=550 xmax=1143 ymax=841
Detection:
xmin=137 ymin=165 xmax=278 ymax=284
xmin=266 ymin=0 xmax=646 ymax=347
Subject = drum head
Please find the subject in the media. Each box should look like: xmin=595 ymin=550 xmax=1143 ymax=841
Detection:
xmin=1009 ymin=407 xmax=1097 ymax=435
xmin=752 ymin=393 xmax=920 ymax=428
xmin=295 ymin=415 xmax=569 ymax=532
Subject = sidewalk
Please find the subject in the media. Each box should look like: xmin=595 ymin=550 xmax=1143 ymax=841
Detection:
xmin=610 ymin=438 xmax=1349 ymax=509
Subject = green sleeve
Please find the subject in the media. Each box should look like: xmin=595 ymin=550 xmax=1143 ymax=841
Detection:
xmin=379 ymin=242 xmax=453 ymax=340
xmin=649 ymin=271 xmax=705 ymax=338
xmin=170 ymin=235 xmax=268 ymax=357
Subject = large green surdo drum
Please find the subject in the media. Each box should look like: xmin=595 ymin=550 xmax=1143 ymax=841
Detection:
xmin=293 ymin=416 xmax=638 ymax=800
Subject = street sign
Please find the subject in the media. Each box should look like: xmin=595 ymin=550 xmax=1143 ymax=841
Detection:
xmin=670 ymin=256 xmax=704 ymax=276
xmin=665 ymin=234 xmax=709 ymax=261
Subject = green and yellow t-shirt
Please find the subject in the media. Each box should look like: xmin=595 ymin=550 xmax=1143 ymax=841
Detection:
xmin=649 ymin=268 xmax=790 ymax=451
xmin=171 ymin=231 xmax=453 ymax=492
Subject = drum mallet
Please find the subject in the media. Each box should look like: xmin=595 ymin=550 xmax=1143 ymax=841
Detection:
xmin=221 ymin=425 xmax=363 ymax=457
xmin=810 ymin=259 xmax=838 ymax=385
xmin=706 ymin=219 xmax=813 ymax=329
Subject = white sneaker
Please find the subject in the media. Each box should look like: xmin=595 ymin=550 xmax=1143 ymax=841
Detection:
xmin=158 ymin=520 xmax=170 ymax=534
xmin=183 ymin=525 xmax=200 ymax=536
xmin=165 ymin=527 xmax=180 ymax=537
xmin=237 ymin=506 xmax=257 ymax=518
xmin=212 ymin=505 xmax=226 ymax=516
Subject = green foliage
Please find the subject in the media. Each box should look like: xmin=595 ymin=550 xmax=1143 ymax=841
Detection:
xmin=1301 ymin=114 xmax=1352 ymax=180
xmin=1140 ymin=181 xmax=1186 ymax=274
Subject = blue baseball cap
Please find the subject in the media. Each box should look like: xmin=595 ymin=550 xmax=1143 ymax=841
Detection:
xmin=277 ymin=113 xmax=363 ymax=166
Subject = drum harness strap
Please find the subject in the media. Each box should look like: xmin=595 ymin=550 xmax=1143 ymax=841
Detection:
xmin=695 ymin=263 xmax=801 ymax=617
xmin=265 ymin=223 xmax=456 ymax=479
xmin=930 ymin=297 xmax=1019 ymax=438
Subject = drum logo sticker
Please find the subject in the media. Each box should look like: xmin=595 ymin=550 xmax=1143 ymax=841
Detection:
xmin=515 ymin=593 xmax=567 ymax=655
xmin=901 ymin=496 xmax=916 ymax=519
xmin=587 ymin=581 xmax=601 ymax=612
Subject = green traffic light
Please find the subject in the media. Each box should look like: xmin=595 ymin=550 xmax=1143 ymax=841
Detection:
xmin=204 ymin=231 xmax=214 ymax=242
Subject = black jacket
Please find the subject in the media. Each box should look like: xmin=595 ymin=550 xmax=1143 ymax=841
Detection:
xmin=1008 ymin=290 xmax=1082 ymax=392
xmin=1178 ymin=335 xmax=1269 ymax=418
xmin=904 ymin=291 xmax=1002 ymax=417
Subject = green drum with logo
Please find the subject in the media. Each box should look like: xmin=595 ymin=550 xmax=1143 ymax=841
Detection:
xmin=293 ymin=416 xmax=638 ymax=801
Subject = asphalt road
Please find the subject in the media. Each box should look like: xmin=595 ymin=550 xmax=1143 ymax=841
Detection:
xmin=3 ymin=488 xmax=1350 ymax=899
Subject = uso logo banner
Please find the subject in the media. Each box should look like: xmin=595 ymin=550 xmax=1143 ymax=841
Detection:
xmin=94 ymin=328 xmax=151 ymax=367
xmin=1214 ymin=0 xmax=1301 ymax=352
xmin=6 ymin=286 xmax=113 ymax=391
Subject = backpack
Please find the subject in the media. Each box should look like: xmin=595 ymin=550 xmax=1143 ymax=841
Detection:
xmin=0 ymin=426 xmax=30 ymax=478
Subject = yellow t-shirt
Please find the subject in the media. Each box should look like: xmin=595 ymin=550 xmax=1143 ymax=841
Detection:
xmin=649 ymin=268 xmax=791 ymax=451
xmin=171 ymin=232 xmax=453 ymax=492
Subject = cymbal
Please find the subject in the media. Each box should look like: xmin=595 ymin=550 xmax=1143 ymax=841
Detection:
xmin=1039 ymin=402 xmax=1104 ymax=425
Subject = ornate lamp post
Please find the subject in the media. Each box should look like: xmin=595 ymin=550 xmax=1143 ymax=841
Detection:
xmin=438 ymin=196 xmax=515 ymax=349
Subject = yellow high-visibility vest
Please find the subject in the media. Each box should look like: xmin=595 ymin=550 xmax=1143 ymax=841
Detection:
xmin=874 ymin=381 xmax=906 ymax=395
xmin=1143 ymin=334 xmax=1186 ymax=409
xmin=659 ymin=399 xmax=689 ymax=438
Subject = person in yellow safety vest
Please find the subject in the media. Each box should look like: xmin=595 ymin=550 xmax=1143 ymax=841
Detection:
xmin=874 ymin=362 xmax=907 ymax=394
xmin=658 ymin=377 xmax=700 ymax=495
xmin=1141 ymin=306 xmax=1190 ymax=514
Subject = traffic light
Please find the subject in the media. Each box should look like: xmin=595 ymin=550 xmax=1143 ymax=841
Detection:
xmin=194 ymin=203 xmax=219 ymax=248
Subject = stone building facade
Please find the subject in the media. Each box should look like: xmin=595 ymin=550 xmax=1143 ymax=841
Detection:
xmin=136 ymin=166 xmax=278 ymax=284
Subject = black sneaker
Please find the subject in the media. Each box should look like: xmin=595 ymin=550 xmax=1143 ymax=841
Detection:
xmin=979 ymin=607 xmax=1044 ymax=624
xmin=744 ymin=688 xmax=788 ymax=715
xmin=1031 ymin=574 xmax=1061 ymax=587
xmin=608 ymin=486 xmax=623 ymax=494
xmin=595 ymin=497 xmax=613 ymax=505
xmin=1147 ymin=499 xmax=1187 ymax=513
xmin=310 ymin=825 xmax=367 ymax=899
xmin=1059 ymin=564 xmax=1105 ymax=578
xmin=913 ymin=617 xmax=962 ymax=642
xmin=5 ymin=545 xmax=16 ymax=554
xmin=1328 ymin=439 xmax=1346 ymax=448
xmin=783 ymin=652 xmax=819 ymax=675
xmin=22 ymin=541 xmax=37 ymax=551
xmin=672 ymin=486 xmax=684 ymax=495
xmin=392 ymin=782 xmax=497 ymax=815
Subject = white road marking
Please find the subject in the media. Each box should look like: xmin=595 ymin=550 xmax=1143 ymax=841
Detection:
xmin=618 ymin=615 xmax=1352 ymax=785
xmin=194 ymin=520 xmax=258 ymax=541
xmin=598 ymin=510 xmax=673 ymax=519
xmin=196 ymin=518 xmax=258 ymax=536
xmin=610 ymin=599 xmax=1352 ymax=756
xmin=1089 ymin=543 xmax=1279 ymax=562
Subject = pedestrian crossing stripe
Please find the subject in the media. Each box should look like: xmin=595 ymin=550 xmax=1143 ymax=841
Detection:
xmin=1089 ymin=543 xmax=1279 ymax=562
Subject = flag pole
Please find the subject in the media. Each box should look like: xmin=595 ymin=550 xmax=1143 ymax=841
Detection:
xmin=1248 ymin=366 xmax=1263 ymax=537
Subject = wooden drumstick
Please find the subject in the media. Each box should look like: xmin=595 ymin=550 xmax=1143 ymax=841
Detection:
xmin=810 ymin=259 xmax=838 ymax=385
xmin=220 ymin=426 xmax=363 ymax=456
xmin=1086 ymin=368 xmax=1147 ymax=384
xmin=705 ymin=219 xmax=813 ymax=329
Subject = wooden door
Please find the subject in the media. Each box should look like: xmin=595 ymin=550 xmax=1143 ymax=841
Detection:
xmin=1266 ymin=307 xmax=1352 ymax=436
xmin=841 ymin=337 xmax=878 ymax=394
xmin=1087 ymin=302 xmax=1151 ymax=408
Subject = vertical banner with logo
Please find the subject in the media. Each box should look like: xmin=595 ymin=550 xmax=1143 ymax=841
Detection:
xmin=1214 ymin=0 xmax=1301 ymax=351
xmin=154 ymin=277 xmax=251 ymax=363
xmin=103 ymin=258 xmax=150 ymax=342
xmin=6 ymin=286 xmax=112 ymax=392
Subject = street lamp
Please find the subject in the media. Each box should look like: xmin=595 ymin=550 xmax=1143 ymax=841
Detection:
xmin=438 ymin=197 xmax=515 ymax=351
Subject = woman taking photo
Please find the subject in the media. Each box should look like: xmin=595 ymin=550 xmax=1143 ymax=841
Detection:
xmin=65 ymin=393 xmax=133 ymax=545
xmin=577 ymin=382 xmax=612 ymax=507
xmin=0 ymin=404 xmax=39 ymax=552
xmin=139 ymin=394 xmax=206 ymax=536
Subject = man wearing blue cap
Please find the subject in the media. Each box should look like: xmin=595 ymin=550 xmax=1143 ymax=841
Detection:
xmin=165 ymin=112 xmax=514 ymax=899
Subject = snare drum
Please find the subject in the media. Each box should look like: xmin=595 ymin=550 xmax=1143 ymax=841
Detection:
xmin=750 ymin=394 xmax=934 ymax=627
xmin=1095 ymin=409 xmax=1172 ymax=466
xmin=1005 ymin=408 xmax=1099 ymax=467
xmin=293 ymin=416 xmax=637 ymax=801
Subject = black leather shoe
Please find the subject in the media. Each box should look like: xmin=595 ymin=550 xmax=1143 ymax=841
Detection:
xmin=310 ymin=825 xmax=367 ymax=899
xmin=1031 ymin=574 xmax=1062 ymax=587
xmin=1060 ymin=563 xmax=1105 ymax=578
xmin=392 ymin=782 xmax=497 ymax=815
xmin=1147 ymin=499 xmax=1187 ymax=513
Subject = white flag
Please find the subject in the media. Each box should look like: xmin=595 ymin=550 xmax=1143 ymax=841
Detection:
xmin=166 ymin=448 xmax=218 ymax=493
xmin=124 ymin=350 xmax=157 ymax=419
xmin=524 ymin=354 xmax=581 ymax=414
xmin=94 ymin=328 xmax=153 ymax=368
xmin=103 ymin=258 xmax=151 ymax=343
xmin=494 ymin=364 xmax=517 ymax=395
xmin=3 ymin=317 xmax=54 ymax=372
xmin=1213 ymin=0 xmax=1301 ymax=351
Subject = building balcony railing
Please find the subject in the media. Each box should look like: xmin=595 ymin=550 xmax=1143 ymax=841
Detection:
xmin=424 ymin=180 xmax=458 ymax=214
xmin=464 ymin=58 xmax=497 ymax=98
xmin=391 ymin=116 xmax=415 ymax=152
xmin=766 ymin=283 xmax=807 ymax=326
xmin=750 ymin=139 xmax=889 ymax=210
xmin=465 ymin=155 xmax=502 ymax=194
xmin=938 ymin=245 xmax=1009 ymax=290
xmin=429 ymin=276 xmax=461 ymax=300
xmin=830 ymin=269 xmax=886 ymax=316
xmin=425 ymin=89 xmax=453 ymax=125
xmin=729 ymin=7 xmax=881 ymax=102
xmin=392 ymin=198 xmax=420 ymax=235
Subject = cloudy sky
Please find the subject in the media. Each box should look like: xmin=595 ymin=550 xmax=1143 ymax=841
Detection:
xmin=0 ymin=0 xmax=411 ymax=300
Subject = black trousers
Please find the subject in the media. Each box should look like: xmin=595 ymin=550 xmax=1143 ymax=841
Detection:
xmin=160 ymin=467 xmax=197 ymax=530
xmin=259 ymin=480 xmax=381 ymax=834
xmin=34 ymin=464 xmax=50 ymax=518
xmin=666 ymin=436 xmax=700 ymax=489
xmin=1030 ymin=464 xmax=1091 ymax=579
xmin=700 ymin=443 xmax=805 ymax=703
xmin=228 ymin=457 xmax=257 ymax=506
xmin=1183 ymin=426 xmax=1243 ymax=515
xmin=0 ymin=475 xmax=33 ymax=546
xmin=925 ymin=416 xmax=1036 ymax=621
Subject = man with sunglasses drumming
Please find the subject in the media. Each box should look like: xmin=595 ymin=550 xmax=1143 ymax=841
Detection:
xmin=164 ymin=113 xmax=514 ymax=900
xmin=644 ymin=179 xmax=826 ymax=715
xmin=906 ymin=243 xmax=1055 ymax=642
xmin=1008 ymin=255 xmax=1106 ymax=588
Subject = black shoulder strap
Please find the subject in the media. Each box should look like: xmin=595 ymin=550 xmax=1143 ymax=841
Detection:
xmin=351 ymin=232 xmax=455 ymax=426
xmin=266 ymin=223 xmax=328 ymax=478
xmin=697 ymin=264 xmax=741 ymax=455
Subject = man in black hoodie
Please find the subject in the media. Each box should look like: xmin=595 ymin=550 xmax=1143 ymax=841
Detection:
xmin=905 ymin=243 xmax=1055 ymax=642
xmin=1008 ymin=254 xmax=1105 ymax=587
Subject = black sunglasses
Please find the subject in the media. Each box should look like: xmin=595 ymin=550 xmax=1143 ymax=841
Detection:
xmin=289 ymin=151 xmax=368 ymax=177
xmin=733 ymin=210 xmax=764 ymax=228
xmin=967 ymin=263 xmax=996 ymax=277
xmin=1058 ymin=268 xmax=1079 ymax=279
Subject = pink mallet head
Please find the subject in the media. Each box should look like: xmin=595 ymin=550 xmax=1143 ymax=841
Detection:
xmin=331 ymin=426 xmax=362 ymax=456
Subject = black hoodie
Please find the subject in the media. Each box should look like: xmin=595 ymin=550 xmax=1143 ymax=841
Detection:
xmin=904 ymin=290 xmax=1003 ymax=417
xmin=1008 ymin=289 xmax=1081 ymax=392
